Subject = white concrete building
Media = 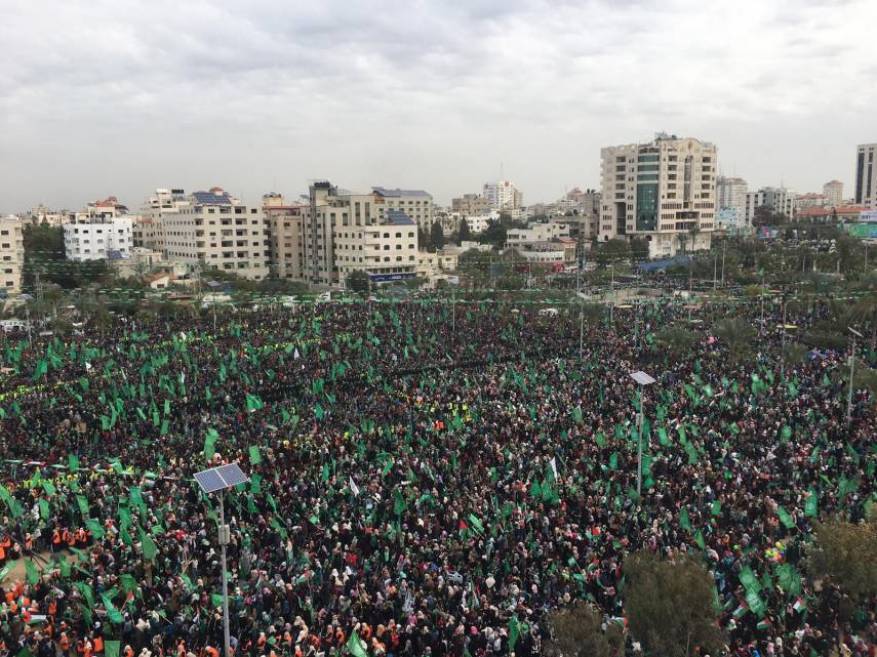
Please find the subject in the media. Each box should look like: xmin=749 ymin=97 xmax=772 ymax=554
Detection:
xmin=371 ymin=187 xmax=434 ymax=232
xmin=506 ymin=222 xmax=570 ymax=246
xmin=63 ymin=206 xmax=133 ymax=262
xmin=141 ymin=187 xmax=270 ymax=280
xmin=716 ymin=176 xmax=748 ymax=231
xmin=855 ymin=144 xmax=877 ymax=209
xmin=599 ymin=134 xmax=716 ymax=258
xmin=483 ymin=180 xmax=523 ymax=210
xmin=744 ymin=187 xmax=797 ymax=224
xmin=823 ymin=180 xmax=843 ymax=207
xmin=465 ymin=211 xmax=500 ymax=234
xmin=0 ymin=216 xmax=24 ymax=294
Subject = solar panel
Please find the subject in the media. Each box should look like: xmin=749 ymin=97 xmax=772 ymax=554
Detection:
xmin=194 ymin=469 xmax=225 ymax=494
xmin=215 ymin=463 xmax=248 ymax=487
xmin=194 ymin=463 xmax=249 ymax=494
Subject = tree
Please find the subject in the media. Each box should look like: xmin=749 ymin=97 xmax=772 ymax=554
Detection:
xmin=714 ymin=317 xmax=755 ymax=363
xmin=596 ymin=239 xmax=631 ymax=267
xmin=807 ymin=518 xmax=877 ymax=618
xmin=624 ymin=551 xmax=724 ymax=657
xmin=654 ymin=326 xmax=698 ymax=359
xmin=479 ymin=219 xmax=507 ymax=247
xmin=346 ymin=270 xmax=370 ymax=294
xmin=458 ymin=219 xmax=472 ymax=243
xmin=630 ymin=237 xmax=650 ymax=262
xmin=418 ymin=227 xmax=431 ymax=251
xmin=543 ymin=602 xmax=624 ymax=657
xmin=430 ymin=221 xmax=445 ymax=251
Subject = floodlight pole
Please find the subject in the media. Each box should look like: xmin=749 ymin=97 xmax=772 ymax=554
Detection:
xmin=579 ymin=303 xmax=584 ymax=359
xmin=218 ymin=491 xmax=231 ymax=657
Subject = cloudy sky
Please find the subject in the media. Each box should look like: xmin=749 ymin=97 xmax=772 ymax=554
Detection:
xmin=1 ymin=0 xmax=874 ymax=212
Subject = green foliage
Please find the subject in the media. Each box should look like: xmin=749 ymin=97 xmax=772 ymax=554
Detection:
xmin=808 ymin=518 xmax=877 ymax=606
xmin=596 ymin=239 xmax=631 ymax=267
xmin=654 ymin=326 xmax=698 ymax=359
xmin=458 ymin=219 xmax=472 ymax=243
xmin=714 ymin=317 xmax=755 ymax=363
xmin=544 ymin=602 xmax=624 ymax=657
xmin=624 ymin=551 xmax=725 ymax=657
xmin=346 ymin=270 xmax=371 ymax=294
xmin=430 ymin=221 xmax=445 ymax=251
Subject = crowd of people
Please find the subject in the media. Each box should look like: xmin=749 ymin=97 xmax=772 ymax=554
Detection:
xmin=0 ymin=295 xmax=875 ymax=657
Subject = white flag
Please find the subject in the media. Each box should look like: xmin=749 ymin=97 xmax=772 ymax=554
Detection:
xmin=549 ymin=457 xmax=558 ymax=480
xmin=85 ymin=362 xmax=93 ymax=371
xmin=294 ymin=348 xmax=301 ymax=360
xmin=349 ymin=477 xmax=360 ymax=497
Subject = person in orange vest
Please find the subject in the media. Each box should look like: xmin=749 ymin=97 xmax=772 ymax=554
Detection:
xmin=51 ymin=527 xmax=63 ymax=553
xmin=203 ymin=646 xmax=219 ymax=657
xmin=93 ymin=633 xmax=104 ymax=654
xmin=59 ymin=631 xmax=72 ymax=656
xmin=123 ymin=645 xmax=134 ymax=657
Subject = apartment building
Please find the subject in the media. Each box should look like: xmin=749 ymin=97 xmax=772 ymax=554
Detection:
xmin=142 ymin=187 xmax=270 ymax=280
xmin=63 ymin=198 xmax=133 ymax=262
xmin=262 ymin=193 xmax=307 ymax=281
xmin=371 ymin=187 xmax=434 ymax=232
xmin=745 ymin=187 xmax=797 ymax=224
xmin=716 ymin=176 xmax=748 ymax=230
xmin=0 ymin=215 xmax=24 ymax=294
xmin=599 ymin=134 xmax=716 ymax=258
xmin=506 ymin=222 xmax=570 ymax=246
xmin=451 ymin=193 xmax=489 ymax=216
xmin=823 ymin=180 xmax=843 ymax=207
xmin=300 ymin=182 xmax=420 ymax=286
xmin=483 ymin=180 xmax=523 ymax=210
xmin=855 ymin=144 xmax=877 ymax=209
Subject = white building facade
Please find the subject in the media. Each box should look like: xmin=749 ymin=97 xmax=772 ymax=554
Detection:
xmin=0 ymin=216 xmax=24 ymax=294
xmin=716 ymin=176 xmax=748 ymax=231
xmin=599 ymin=134 xmax=716 ymax=258
xmin=63 ymin=216 xmax=132 ymax=261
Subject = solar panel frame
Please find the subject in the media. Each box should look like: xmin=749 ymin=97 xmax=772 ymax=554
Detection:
xmin=194 ymin=463 xmax=249 ymax=494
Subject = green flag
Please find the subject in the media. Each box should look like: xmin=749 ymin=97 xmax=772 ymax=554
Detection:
xmin=508 ymin=616 xmax=521 ymax=650
xmin=203 ymin=428 xmax=219 ymax=461
xmin=680 ymin=507 xmax=691 ymax=532
xmin=245 ymin=393 xmax=264 ymax=412
xmin=804 ymin=489 xmax=818 ymax=518
xmin=105 ymin=642 xmax=121 ymax=657
xmin=346 ymin=631 xmax=368 ymax=657
xmin=25 ymin=559 xmax=40 ymax=585
xmin=776 ymin=506 xmax=795 ymax=529
xmin=249 ymin=446 xmax=261 ymax=465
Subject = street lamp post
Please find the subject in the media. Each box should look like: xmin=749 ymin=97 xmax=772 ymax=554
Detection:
xmin=629 ymin=371 xmax=656 ymax=499
xmin=847 ymin=327 xmax=863 ymax=425
xmin=194 ymin=463 xmax=250 ymax=657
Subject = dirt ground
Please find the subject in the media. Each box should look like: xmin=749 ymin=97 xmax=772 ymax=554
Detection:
xmin=1 ymin=550 xmax=76 ymax=585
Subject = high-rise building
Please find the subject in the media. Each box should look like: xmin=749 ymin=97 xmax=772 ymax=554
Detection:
xmin=141 ymin=187 xmax=270 ymax=280
xmin=854 ymin=144 xmax=876 ymax=209
xmin=599 ymin=134 xmax=716 ymax=258
xmin=483 ymin=180 xmax=523 ymax=210
xmin=823 ymin=180 xmax=843 ymax=207
xmin=371 ymin=187 xmax=434 ymax=232
xmin=716 ymin=176 xmax=748 ymax=230
xmin=0 ymin=215 xmax=24 ymax=294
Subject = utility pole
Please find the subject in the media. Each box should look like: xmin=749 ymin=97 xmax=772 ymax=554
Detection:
xmin=721 ymin=240 xmax=726 ymax=286
xmin=713 ymin=252 xmax=717 ymax=290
